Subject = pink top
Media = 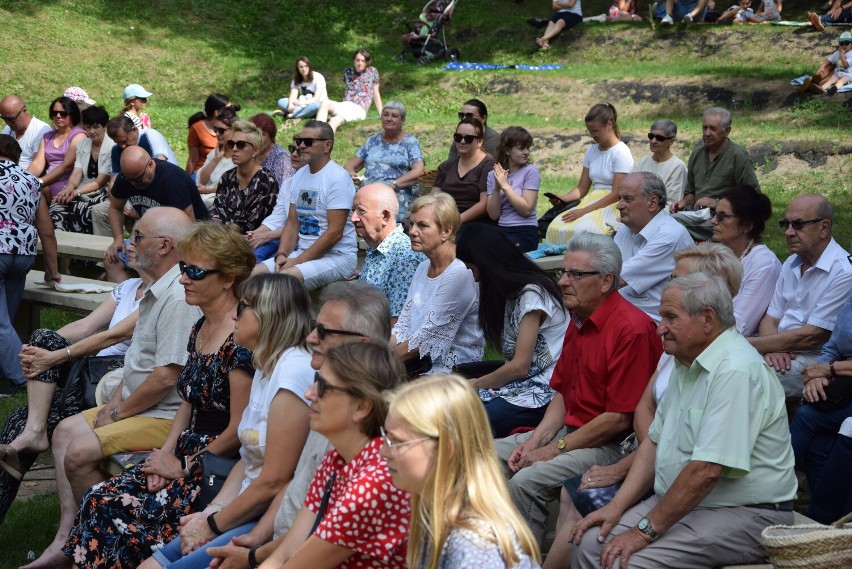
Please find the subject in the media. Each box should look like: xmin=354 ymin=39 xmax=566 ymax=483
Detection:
xmin=44 ymin=126 xmax=86 ymax=197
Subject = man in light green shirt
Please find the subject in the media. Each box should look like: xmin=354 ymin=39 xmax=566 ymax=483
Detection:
xmin=572 ymin=272 xmax=797 ymax=569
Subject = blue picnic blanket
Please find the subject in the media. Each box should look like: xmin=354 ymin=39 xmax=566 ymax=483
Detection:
xmin=444 ymin=61 xmax=563 ymax=71
xmin=791 ymin=75 xmax=852 ymax=92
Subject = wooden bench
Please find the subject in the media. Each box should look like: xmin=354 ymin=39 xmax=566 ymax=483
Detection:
xmin=16 ymin=270 xmax=113 ymax=337
xmin=36 ymin=230 xmax=113 ymax=263
xmin=532 ymin=254 xmax=564 ymax=272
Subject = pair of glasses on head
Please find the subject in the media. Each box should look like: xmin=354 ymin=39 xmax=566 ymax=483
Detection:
xmin=1 ymin=106 xmax=25 ymax=123
xmin=379 ymin=426 xmax=433 ymax=456
xmin=313 ymin=322 xmax=366 ymax=342
xmin=453 ymin=133 xmax=479 ymax=144
xmin=293 ymin=137 xmax=329 ymax=148
xmin=178 ymin=260 xmax=219 ymax=281
xmin=556 ymin=269 xmax=601 ymax=281
xmin=313 ymin=371 xmax=360 ymax=399
xmin=647 ymin=133 xmax=674 ymax=142
xmin=51 ymin=109 xmax=70 ymax=118
xmin=778 ymin=218 xmax=824 ymax=231
xmin=225 ymin=139 xmax=255 ymax=151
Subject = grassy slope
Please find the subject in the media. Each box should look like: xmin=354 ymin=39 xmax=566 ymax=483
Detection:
xmin=0 ymin=0 xmax=849 ymax=562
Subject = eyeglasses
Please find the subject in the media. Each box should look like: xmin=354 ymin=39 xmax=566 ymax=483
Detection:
xmin=457 ymin=111 xmax=476 ymax=120
xmin=712 ymin=211 xmax=738 ymax=222
xmin=314 ymin=322 xmax=366 ymax=342
xmin=453 ymin=133 xmax=479 ymax=144
xmin=288 ymin=144 xmax=297 ymax=153
xmin=379 ymin=426 xmax=433 ymax=456
xmin=293 ymin=137 xmax=329 ymax=148
xmin=778 ymin=218 xmax=824 ymax=231
xmin=50 ymin=109 xmax=70 ymax=118
xmin=556 ymin=269 xmax=601 ymax=281
xmin=1 ymin=106 xmax=25 ymax=123
xmin=667 ymin=274 xmax=678 ymax=282
xmin=225 ymin=139 xmax=255 ymax=151
xmin=130 ymin=230 xmax=165 ymax=244
xmin=178 ymin=260 xmax=220 ymax=280
xmin=213 ymin=127 xmax=227 ymax=135
xmin=647 ymin=133 xmax=674 ymax=142
xmin=236 ymin=299 xmax=252 ymax=318
xmin=123 ymin=160 xmax=152 ymax=184
xmin=314 ymin=372 xmax=359 ymax=399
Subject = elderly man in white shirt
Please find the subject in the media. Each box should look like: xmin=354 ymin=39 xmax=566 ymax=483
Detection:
xmin=614 ymin=172 xmax=694 ymax=323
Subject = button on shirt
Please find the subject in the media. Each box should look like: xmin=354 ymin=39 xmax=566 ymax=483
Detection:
xmin=615 ymin=210 xmax=694 ymax=322
xmin=767 ymin=238 xmax=852 ymax=355
xmin=649 ymin=328 xmax=797 ymax=507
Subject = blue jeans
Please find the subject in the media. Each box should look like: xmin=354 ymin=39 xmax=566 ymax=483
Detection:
xmin=483 ymin=397 xmax=547 ymax=438
xmin=655 ymin=0 xmax=706 ymax=21
xmin=153 ymin=522 xmax=256 ymax=569
xmin=807 ymin=432 xmax=852 ymax=524
xmin=254 ymin=240 xmax=279 ymax=263
xmin=499 ymin=225 xmax=540 ymax=253
xmin=789 ymin=400 xmax=852 ymax=494
xmin=276 ymin=99 xmax=321 ymax=119
xmin=0 ymin=254 xmax=35 ymax=384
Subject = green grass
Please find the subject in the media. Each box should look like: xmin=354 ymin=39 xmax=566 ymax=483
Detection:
xmin=0 ymin=494 xmax=61 ymax=567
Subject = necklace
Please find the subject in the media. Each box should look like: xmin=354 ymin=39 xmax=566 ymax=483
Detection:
xmin=198 ymin=301 xmax=237 ymax=352
xmin=739 ymin=239 xmax=755 ymax=260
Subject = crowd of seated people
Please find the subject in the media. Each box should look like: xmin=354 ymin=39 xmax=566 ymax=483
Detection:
xmin=2 ymin=73 xmax=852 ymax=569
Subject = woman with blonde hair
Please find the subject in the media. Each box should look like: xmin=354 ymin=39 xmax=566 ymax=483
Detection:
xmin=383 ymin=374 xmax=541 ymax=568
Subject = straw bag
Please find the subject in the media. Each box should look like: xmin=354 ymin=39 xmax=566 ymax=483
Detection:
xmin=761 ymin=511 xmax=852 ymax=569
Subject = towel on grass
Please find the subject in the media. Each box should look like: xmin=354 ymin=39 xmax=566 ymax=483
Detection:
xmin=444 ymin=61 xmax=563 ymax=71
xmin=791 ymin=75 xmax=852 ymax=92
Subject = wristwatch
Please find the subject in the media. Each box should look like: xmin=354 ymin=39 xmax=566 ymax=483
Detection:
xmin=555 ymin=438 xmax=567 ymax=452
xmin=637 ymin=517 xmax=660 ymax=541
xmin=110 ymin=406 xmax=121 ymax=421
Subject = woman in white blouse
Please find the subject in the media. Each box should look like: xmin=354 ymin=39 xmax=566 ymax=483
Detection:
xmin=391 ymin=193 xmax=484 ymax=375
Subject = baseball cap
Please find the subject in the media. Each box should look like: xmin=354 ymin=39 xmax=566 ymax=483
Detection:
xmin=123 ymin=84 xmax=154 ymax=100
xmin=840 ymin=32 xmax=852 ymax=44
xmin=64 ymin=86 xmax=95 ymax=106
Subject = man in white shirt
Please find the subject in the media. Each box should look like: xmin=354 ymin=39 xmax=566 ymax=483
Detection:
xmin=749 ymin=194 xmax=852 ymax=406
xmin=0 ymin=95 xmax=51 ymax=169
xmin=615 ymin=172 xmax=694 ymax=322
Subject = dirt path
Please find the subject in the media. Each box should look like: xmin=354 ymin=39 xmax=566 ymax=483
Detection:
xmin=15 ymin=453 xmax=56 ymax=501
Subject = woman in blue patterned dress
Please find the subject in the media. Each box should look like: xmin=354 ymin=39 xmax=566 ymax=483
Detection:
xmin=456 ymin=223 xmax=568 ymax=437
xmin=343 ymin=101 xmax=425 ymax=221
xmin=63 ymin=222 xmax=257 ymax=568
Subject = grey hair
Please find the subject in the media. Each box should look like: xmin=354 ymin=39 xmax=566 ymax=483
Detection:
xmin=814 ymin=196 xmax=834 ymax=224
xmin=566 ymin=232 xmax=622 ymax=292
xmin=704 ymin=107 xmax=732 ymax=129
xmin=650 ymin=119 xmax=677 ymax=139
xmin=147 ymin=207 xmax=193 ymax=244
xmin=663 ymin=272 xmax=736 ymax=330
xmin=673 ymin=242 xmax=743 ymax=297
xmin=636 ymin=171 xmax=667 ymax=210
xmin=320 ymin=281 xmax=391 ymax=342
xmin=383 ymin=101 xmax=407 ymax=121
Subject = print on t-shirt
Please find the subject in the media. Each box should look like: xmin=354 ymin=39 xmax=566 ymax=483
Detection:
xmin=297 ymin=189 xmax=320 ymax=236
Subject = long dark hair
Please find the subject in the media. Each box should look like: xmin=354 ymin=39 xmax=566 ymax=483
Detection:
xmin=187 ymin=93 xmax=240 ymax=128
xmin=456 ymin=224 xmax=563 ymax=350
xmin=293 ymin=56 xmax=314 ymax=84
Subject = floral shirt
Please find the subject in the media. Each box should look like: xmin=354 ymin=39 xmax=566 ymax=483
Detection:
xmin=356 ymin=132 xmax=424 ymax=186
xmin=359 ymin=224 xmax=426 ymax=317
xmin=423 ymin=523 xmax=540 ymax=569
xmin=343 ymin=66 xmax=380 ymax=110
xmin=262 ymin=144 xmax=295 ymax=187
xmin=210 ymin=166 xmax=280 ymax=233
xmin=0 ymin=159 xmax=41 ymax=255
xmin=305 ymin=438 xmax=409 ymax=568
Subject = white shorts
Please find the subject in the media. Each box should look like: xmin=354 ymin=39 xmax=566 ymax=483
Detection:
xmin=261 ymin=250 xmax=357 ymax=290
xmin=332 ymin=101 xmax=367 ymax=122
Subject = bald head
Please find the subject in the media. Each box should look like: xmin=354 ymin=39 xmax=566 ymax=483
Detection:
xmin=132 ymin=207 xmax=194 ymax=278
xmin=351 ymin=183 xmax=399 ymax=247
xmin=1 ymin=95 xmax=31 ymax=134
xmin=121 ymin=146 xmax=151 ymax=173
xmin=789 ymin=194 xmax=833 ymax=225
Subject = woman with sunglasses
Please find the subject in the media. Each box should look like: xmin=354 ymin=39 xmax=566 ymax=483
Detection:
xmin=135 ymin=272 xmax=315 ymax=569
xmin=710 ymin=185 xmax=780 ymax=337
xmin=632 ymin=119 xmax=686 ymax=210
xmin=198 ymin=107 xmax=240 ymax=208
xmin=254 ymin=341 xmax=409 ymax=569
xmin=250 ymin=113 xmax=295 ymax=187
xmin=455 ymin=223 xmax=568 ymax=437
xmin=545 ymin=103 xmax=633 ymax=246
xmin=26 ymin=96 xmax=87 ymax=201
xmin=383 ymin=374 xmax=541 ymax=569
xmin=209 ymin=120 xmax=279 ymax=235
xmin=186 ymin=94 xmax=238 ymax=176
xmin=432 ymin=117 xmax=495 ymax=224
xmin=63 ymin=222 xmax=257 ymax=568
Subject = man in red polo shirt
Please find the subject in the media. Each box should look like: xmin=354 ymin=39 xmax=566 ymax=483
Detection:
xmin=494 ymin=232 xmax=662 ymax=547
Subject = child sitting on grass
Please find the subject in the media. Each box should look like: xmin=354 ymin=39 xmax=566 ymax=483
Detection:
xmin=803 ymin=32 xmax=852 ymax=95
xmin=608 ymin=0 xmax=643 ymax=21
xmin=718 ymin=0 xmax=755 ymax=23
xmin=746 ymin=0 xmax=781 ymax=22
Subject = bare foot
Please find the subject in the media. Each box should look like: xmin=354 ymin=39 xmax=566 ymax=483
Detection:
xmin=10 ymin=432 xmax=50 ymax=455
xmin=19 ymin=543 xmax=72 ymax=569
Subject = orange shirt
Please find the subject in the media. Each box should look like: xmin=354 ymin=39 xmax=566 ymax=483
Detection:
xmin=187 ymin=120 xmax=217 ymax=172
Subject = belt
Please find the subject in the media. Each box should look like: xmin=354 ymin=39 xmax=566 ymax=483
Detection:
xmin=746 ymin=501 xmax=794 ymax=512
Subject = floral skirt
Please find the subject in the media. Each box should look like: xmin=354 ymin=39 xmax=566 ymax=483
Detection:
xmin=62 ymin=430 xmax=214 ymax=569
xmin=545 ymin=187 xmax=621 ymax=246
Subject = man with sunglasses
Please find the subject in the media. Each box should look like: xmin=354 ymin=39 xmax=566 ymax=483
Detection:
xmin=670 ymin=107 xmax=760 ymax=241
xmin=0 ymin=95 xmax=51 ymax=169
xmin=447 ymin=98 xmax=498 ymax=160
xmin=31 ymin=207 xmax=202 ymax=569
xmin=256 ymin=121 xmax=357 ymax=291
xmin=102 ymin=146 xmax=208 ymax=282
xmin=749 ymin=194 xmax=852 ymax=411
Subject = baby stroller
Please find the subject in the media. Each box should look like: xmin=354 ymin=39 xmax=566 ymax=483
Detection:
xmin=396 ymin=0 xmax=460 ymax=65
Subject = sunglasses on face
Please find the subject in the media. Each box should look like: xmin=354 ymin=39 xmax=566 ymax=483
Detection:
xmin=1 ymin=107 xmax=25 ymax=123
xmin=135 ymin=97 xmax=148 ymax=103
xmin=778 ymin=218 xmax=824 ymax=231
xmin=457 ymin=112 xmax=476 ymax=120
xmin=51 ymin=109 xmax=70 ymax=118
xmin=123 ymin=160 xmax=152 ymax=184
xmin=178 ymin=260 xmax=220 ymax=280
xmin=647 ymin=133 xmax=673 ymax=142
xmin=213 ymin=127 xmax=227 ymax=135
xmin=288 ymin=144 xmax=297 ymax=153
xmin=313 ymin=371 xmax=358 ymax=399
xmin=225 ymin=139 xmax=255 ymax=151
xmin=236 ymin=299 xmax=252 ymax=318
xmin=313 ymin=322 xmax=365 ymax=342
xmin=453 ymin=133 xmax=479 ymax=144
xmin=293 ymin=137 xmax=329 ymax=148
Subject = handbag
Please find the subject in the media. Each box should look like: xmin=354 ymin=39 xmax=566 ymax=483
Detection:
xmin=60 ymin=355 xmax=125 ymax=415
xmin=537 ymin=198 xmax=580 ymax=237
xmin=812 ymin=377 xmax=852 ymax=412
xmin=195 ymin=451 xmax=239 ymax=510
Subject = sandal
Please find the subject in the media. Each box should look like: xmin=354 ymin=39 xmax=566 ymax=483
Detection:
xmin=0 ymin=445 xmax=23 ymax=481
